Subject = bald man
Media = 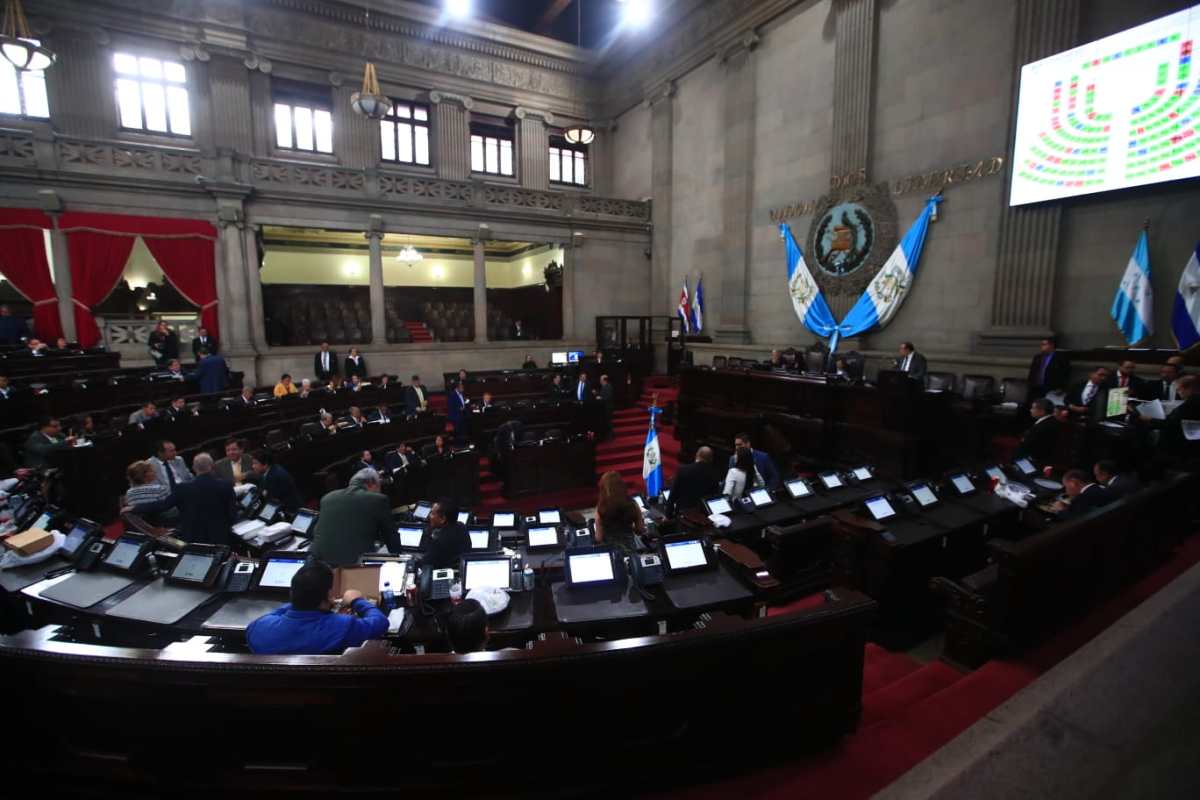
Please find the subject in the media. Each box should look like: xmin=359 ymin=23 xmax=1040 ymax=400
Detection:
xmin=132 ymin=452 xmax=236 ymax=546
xmin=666 ymin=446 xmax=721 ymax=518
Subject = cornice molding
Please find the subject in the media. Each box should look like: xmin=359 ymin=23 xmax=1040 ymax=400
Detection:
xmin=644 ymin=81 xmax=676 ymax=108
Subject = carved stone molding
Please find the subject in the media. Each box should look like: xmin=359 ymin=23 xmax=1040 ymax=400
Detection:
xmin=179 ymin=44 xmax=210 ymax=62
xmin=428 ymin=90 xmax=474 ymax=111
xmin=365 ymin=213 xmax=385 ymax=240
xmin=512 ymin=106 xmax=555 ymax=125
xmin=481 ymin=186 xmax=565 ymax=212
xmin=718 ymin=30 xmax=761 ymax=64
xmin=328 ymin=72 xmax=344 ymax=88
xmin=215 ymin=205 xmax=245 ymax=230
xmin=644 ymin=80 xmax=676 ymax=108
xmin=243 ymin=53 xmax=273 ymax=74
xmin=57 ymin=139 xmax=205 ymax=176
xmin=378 ymin=173 xmax=472 ymax=204
xmin=576 ymin=196 xmax=650 ymax=221
xmin=250 ymin=159 xmax=365 ymax=192
xmin=0 ymin=132 xmax=37 ymax=164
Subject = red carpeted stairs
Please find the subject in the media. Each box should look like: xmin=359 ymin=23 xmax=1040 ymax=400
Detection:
xmin=471 ymin=379 xmax=682 ymax=516
xmin=403 ymin=320 xmax=434 ymax=343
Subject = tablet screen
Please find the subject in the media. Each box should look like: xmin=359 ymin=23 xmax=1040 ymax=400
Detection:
xmin=538 ymin=509 xmax=561 ymax=524
xmin=632 ymin=496 xmax=646 ymax=510
xmin=412 ymin=504 xmax=431 ymax=521
xmin=240 ymin=491 xmax=257 ymax=508
xmin=749 ymin=488 xmax=772 ymax=507
xmin=173 ymin=553 xmax=214 ymax=583
xmin=492 ymin=512 xmax=516 ymax=528
xmin=62 ymin=524 xmax=90 ymax=556
xmin=259 ymin=557 xmax=306 ymax=588
xmin=104 ymin=540 xmax=142 ymax=570
xmin=985 ymin=466 xmax=1005 ymax=482
xmin=527 ymin=526 xmax=558 ymax=547
xmin=457 ymin=511 xmax=470 ymax=524
xmin=463 ymin=558 xmax=510 ymax=591
xmin=865 ymin=496 xmax=897 ymax=521
xmin=664 ymin=540 xmax=707 ymax=570
xmin=786 ymin=479 xmax=811 ymax=498
xmin=291 ymin=511 xmax=316 ymax=534
xmin=468 ymin=529 xmax=491 ymax=549
xmin=951 ymin=474 xmax=975 ymax=495
xmin=568 ymin=552 xmax=614 ymax=584
xmin=1015 ymin=458 xmax=1036 ymax=475
xmin=32 ymin=511 xmax=51 ymax=530
xmin=911 ymin=484 xmax=938 ymax=507
xmin=705 ymin=496 xmax=732 ymax=515
xmin=820 ymin=472 xmax=843 ymax=489
xmin=853 ymin=467 xmax=873 ymax=481
xmin=397 ymin=527 xmax=424 ymax=548
xmin=258 ymin=502 xmax=279 ymax=521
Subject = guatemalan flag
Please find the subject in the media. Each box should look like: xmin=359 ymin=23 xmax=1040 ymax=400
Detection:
xmin=691 ymin=276 xmax=705 ymax=333
xmin=1172 ymin=242 xmax=1200 ymax=349
xmin=677 ymin=277 xmax=692 ymax=334
xmin=1111 ymin=229 xmax=1153 ymax=345
xmin=643 ymin=406 xmax=663 ymax=498
xmin=780 ymin=223 xmax=839 ymax=342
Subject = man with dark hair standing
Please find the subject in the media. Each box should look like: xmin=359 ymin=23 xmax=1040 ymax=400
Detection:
xmin=192 ymin=326 xmax=217 ymax=360
xmin=423 ymin=497 xmax=471 ymax=570
xmin=246 ymin=561 xmax=388 ymax=655
xmin=1028 ymin=337 xmax=1071 ymax=397
xmin=1066 ymin=367 xmax=1111 ymax=416
xmin=1016 ymin=398 xmax=1059 ymax=464
xmin=23 ymin=417 xmax=74 ymax=468
xmin=193 ymin=347 xmax=229 ymax=394
xmin=249 ymin=448 xmax=303 ymax=514
xmin=0 ymin=304 xmax=30 ymax=345
xmin=445 ymin=598 xmax=489 ymax=653
xmin=728 ymin=432 xmax=781 ymax=489
xmin=314 ymin=341 xmax=339 ymax=383
xmin=309 ymin=467 xmax=399 ymax=566
xmin=895 ymin=342 xmax=928 ymax=382
xmin=405 ymin=374 xmax=429 ymax=415
xmin=214 ymin=438 xmax=253 ymax=485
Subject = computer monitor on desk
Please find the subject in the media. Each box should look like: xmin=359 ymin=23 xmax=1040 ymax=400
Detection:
xmin=551 ymin=351 xmax=568 ymax=366
xmin=564 ymin=547 xmax=619 ymax=588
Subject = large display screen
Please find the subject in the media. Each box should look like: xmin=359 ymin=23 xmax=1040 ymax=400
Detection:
xmin=663 ymin=540 xmax=707 ymax=571
xmin=463 ymin=558 xmax=511 ymax=591
xmin=568 ymin=552 xmax=614 ymax=584
xmin=1011 ymin=5 xmax=1200 ymax=206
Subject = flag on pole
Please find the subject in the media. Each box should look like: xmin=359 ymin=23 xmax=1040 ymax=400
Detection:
xmin=691 ymin=275 xmax=705 ymax=333
xmin=781 ymin=223 xmax=839 ymax=342
xmin=1111 ymin=228 xmax=1154 ymax=345
xmin=643 ymin=401 xmax=663 ymax=498
xmin=677 ymin=277 xmax=692 ymax=334
xmin=1172 ymin=242 xmax=1200 ymax=349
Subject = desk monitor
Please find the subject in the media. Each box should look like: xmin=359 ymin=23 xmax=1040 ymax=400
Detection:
xmin=168 ymin=544 xmax=228 ymax=587
xmin=985 ymin=466 xmax=1006 ymax=483
xmin=526 ymin=526 xmax=560 ymax=549
xmin=102 ymin=535 xmax=148 ymax=572
xmin=31 ymin=510 xmax=53 ymax=531
xmin=632 ymin=495 xmax=646 ymax=510
xmin=492 ymin=512 xmax=516 ymax=529
xmin=551 ymin=351 xmax=568 ymax=365
xmin=256 ymin=554 xmax=307 ymax=591
xmin=538 ymin=508 xmax=562 ymax=525
xmin=564 ymin=547 xmax=617 ymax=587
xmin=786 ymin=478 xmax=812 ymax=499
xmin=910 ymin=483 xmax=940 ymax=508
xmin=468 ymin=527 xmax=495 ymax=551
xmin=703 ymin=496 xmax=732 ymax=516
xmin=1014 ymin=457 xmax=1037 ymax=476
xmin=239 ymin=487 xmax=260 ymax=510
xmin=748 ymin=488 xmax=774 ymax=508
xmin=852 ymin=466 xmax=874 ymax=481
xmin=61 ymin=520 xmax=98 ymax=558
xmin=257 ymin=501 xmax=280 ymax=522
xmin=290 ymin=509 xmax=318 ymax=536
xmin=457 ymin=510 xmax=471 ymax=525
xmin=411 ymin=502 xmax=432 ymax=522
xmin=949 ymin=473 xmax=976 ymax=496
xmin=865 ymin=495 xmax=897 ymax=521
xmin=462 ymin=556 xmax=512 ymax=592
xmin=566 ymin=350 xmax=584 ymax=363
xmin=819 ymin=471 xmax=844 ymax=490
xmin=396 ymin=525 xmax=426 ymax=551
xmin=661 ymin=537 xmax=714 ymax=575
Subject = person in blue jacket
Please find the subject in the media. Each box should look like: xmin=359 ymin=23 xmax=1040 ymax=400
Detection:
xmin=192 ymin=347 xmax=229 ymax=394
xmin=246 ymin=561 xmax=388 ymax=655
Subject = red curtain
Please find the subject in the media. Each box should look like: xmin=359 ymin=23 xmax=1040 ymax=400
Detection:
xmin=0 ymin=209 xmax=62 ymax=341
xmin=64 ymin=229 xmax=135 ymax=348
xmin=58 ymin=212 xmax=220 ymax=347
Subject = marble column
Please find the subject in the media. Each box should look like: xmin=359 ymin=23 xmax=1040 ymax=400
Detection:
xmin=429 ymin=91 xmax=473 ymax=181
xmin=472 ymin=237 xmax=488 ymax=343
xmin=366 ymin=214 xmax=387 ymax=345
xmin=977 ymin=0 xmax=1080 ymax=354
xmin=715 ymin=33 xmax=761 ymax=344
xmin=587 ymin=120 xmax=616 ymax=196
xmin=42 ymin=30 xmax=109 ymax=140
xmin=47 ymin=219 xmax=76 ymax=341
xmin=562 ymin=234 xmax=581 ymax=340
xmin=212 ymin=201 xmax=255 ymax=356
xmin=513 ymin=107 xmax=553 ymax=191
xmin=206 ymin=54 xmax=255 ymax=155
xmin=647 ymin=81 xmax=675 ymax=318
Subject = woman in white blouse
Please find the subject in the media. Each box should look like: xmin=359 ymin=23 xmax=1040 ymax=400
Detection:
xmin=723 ymin=447 xmax=763 ymax=500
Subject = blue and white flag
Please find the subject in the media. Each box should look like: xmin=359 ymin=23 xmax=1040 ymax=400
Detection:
xmin=1111 ymin=229 xmax=1153 ymax=345
xmin=1172 ymin=242 xmax=1200 ymax=350
xmin=780 ymin=224 xmax=839 ymax=342
xmin=691 ymin=275 xmax=705 ymax=333
xmin=643 ymin=406 xmax=663 ymax=498
xmin=677 ymin=277 xmax=692 ymax=334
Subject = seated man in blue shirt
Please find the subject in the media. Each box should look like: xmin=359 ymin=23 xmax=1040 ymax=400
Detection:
xmin=246 ymin=561 xmax=388 ymax=655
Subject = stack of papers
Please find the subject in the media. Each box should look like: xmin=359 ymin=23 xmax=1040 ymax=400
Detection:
xmin=254 ymin=522 xmax=294 ymax=545
xmin=708 ymin=513 xmax=731 ymax=528
xmin=232 ymin=519 xmax=266 ymax=540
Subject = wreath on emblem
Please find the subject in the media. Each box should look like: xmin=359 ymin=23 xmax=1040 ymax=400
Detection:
xmin=813 ymin=208 xmax=875 ymax=277
xmin=644 ymin=446 xmax=658 ymax=468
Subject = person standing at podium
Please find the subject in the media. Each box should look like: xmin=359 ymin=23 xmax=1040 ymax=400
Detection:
xmin=894 ymin=342 xmax=927 ymax=382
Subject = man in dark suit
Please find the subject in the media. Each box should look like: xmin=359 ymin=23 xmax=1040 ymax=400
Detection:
xmin=1157 ymin=375 xmax=1200 ymax=458
xmin=447 ymin=381 xmax=469 ymax=442
xmin=248 ymin=448 xmax=303 ymax=514
xmin=895 ymin=341 xmax=927 ymax=382
xmin=237 ymin=386 xmax=256 ymax=408
xmin=1110 ymin=360 xmax=1149 ymax=399
xmin=191 ymin=327 xmax=217 ymax=360
xmin=147 ymin=321 xmax=179 ymax=367
xmin=1092 ymin=460 xmax=1140 ymax=500
xmin=422 ymin=498 xmax=472 ymax=570
xmin=23 ymin=417 xmax=75 ymax=468
xmin=214 ymin=438 xmax=253 ymax=485
xmin=193 ymin=348 xmax=229 ymax=394
xmin=1147 ymin=363 xmax=1182 ymax=402
xmin=549 ymin=373 xmax=570 ymax=400
xmin=385 ymin=441 xmax=420 ymax=475
xmin=309 ymin=468 xmax=399 ymax=567
xmin=404 ymin=374 xmax=429 ymax=415
xmin=314 ymin=342 xmax=339 ymax=383
xmin=1066 ymin=367 xmax=1111 ymax=416
xmin=1053 ymin=468 xmax=1113 ymax=520
xmin=132 ymin=453 xmax=236 ymax=546
xmin=598 ymin=374 xmax=615 ymax=440
xmin=163 ymin=397 xmax=191 ymax=422
xmin=1028 ymin=337 xmax=1071 ymax=396
xmin=1015 ymin=398 xmax=1059 ymax=464
xmin=574 ymin=372 xmax=591 ymax=403
xmin=728 ymin=432 xmax=781 ymax=490
xmin=666 ymin=447 xmax=721 ymax=517
xmin=0 ymin=304 xmax=30 ymax=345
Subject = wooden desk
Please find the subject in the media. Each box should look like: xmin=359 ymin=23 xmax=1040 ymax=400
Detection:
xmin=501 ymin=437 xmax=596 ymax=497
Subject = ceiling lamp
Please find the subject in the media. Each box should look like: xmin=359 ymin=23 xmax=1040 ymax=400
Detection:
xmin=395 ymin=245 xmax=423 ymax=265
xmin=563 ymin=125 xmax=594 ymax=145
xmin=350 ymin=8 xmax=390 ymax=120
xmin=0 ymin=0 xmax=55 ymax=72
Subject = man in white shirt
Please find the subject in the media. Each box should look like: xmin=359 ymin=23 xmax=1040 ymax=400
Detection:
xmin=405 ymin=375 xmax=428 ymax=414
xmin=149 ymin=439 xmax=193 ymax=491
xmin=314 ymin=342 xmax=339 ymax=383
xmin=1155 ymin=363 xmax=1181 ymax=402
xmin=894 ymin=342 xmax=928 ymax=382
xmin=1067 ymin=367 xmax=1111 ymax=416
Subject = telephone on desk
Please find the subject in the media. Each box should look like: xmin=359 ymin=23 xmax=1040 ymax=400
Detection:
xmin=629 ymin=553 xmax=664 ymax=587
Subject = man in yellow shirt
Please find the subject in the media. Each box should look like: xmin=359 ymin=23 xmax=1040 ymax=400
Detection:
xmin=274 ymin=373 xmax=298 ymax=398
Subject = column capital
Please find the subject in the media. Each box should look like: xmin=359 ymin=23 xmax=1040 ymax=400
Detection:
xmin=429 ymin=90 xmax=474 ymax=110
xmin=644 ymin=80 xmax=676 ymax=108
xmin=365 ymin=213 xmax=385 ymax=240
xmin=215 ymin=204 xmax=245 ymax=230
xmin=512 ymin=106 xmax=554 ymax=125
xmin=718 ymin=30 xmax=762 ymax=64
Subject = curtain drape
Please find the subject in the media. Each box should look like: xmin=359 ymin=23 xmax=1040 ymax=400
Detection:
xmin=0 ymin=209 xmax=62 ymax=341
xmin=64 ymin=229 xmax=135 ymax=348
xmin=143 ymin=237 xmax=218 ymax=335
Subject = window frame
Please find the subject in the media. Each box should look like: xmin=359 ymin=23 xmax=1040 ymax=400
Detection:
xmin=0 ymin=48 xmax=49 ymax=119
xmin=379 ymin=99 xmax=431 ymax=167
xmin=272 ymin=81 xmax=334 ymax=155
xmin=111 ymin=50 xmax=192 ymax=138
xmin=548 ymin=134 xmax=589 ymax=188
xmin=470 ymin=121 xmax=516 ymax=178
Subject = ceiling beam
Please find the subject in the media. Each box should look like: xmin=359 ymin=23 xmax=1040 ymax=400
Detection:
xmin=534 ymin=0 xmax=575 ymax=34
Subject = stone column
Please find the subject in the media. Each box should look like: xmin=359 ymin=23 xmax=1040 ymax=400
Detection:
xmin=206 ymin=54 xmax=255 ymax=155
xmin=211 ymin=199 xmax=256 ymax=359
xmin=647 ymin=81 xmax=675 ymax=318
xmin=513 ymin=106 xmax=553 ymax=191
xmin=472 ymin=236 xmax=488 ymax=343
xmin=365 ymin=214 xmax=387 ymax=345
xmin=586 ymin=120 xmax=616 ymax=196
xmin=42 ymin=29 xmax=109 ymax=140
xmin=715 ymin=32 xmax=761 ymax=344
xmin=47 ymin=218 xmax=76 ymax=341
xmin=976 ymin=0 xmax=1080 ymax=354
xmin=830 ymin=0 xmax=878 ymax=178
xmin=562 ymin=233 xmax=581 ymax=340
xmin=429 ymin=91 xmax=473 ymax=181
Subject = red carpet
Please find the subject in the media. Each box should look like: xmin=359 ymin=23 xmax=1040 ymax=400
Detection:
xmin=650 ymin=533 xmax=1200 ymax=799
xmin=403 ymin=321 xmax=434 ymax=343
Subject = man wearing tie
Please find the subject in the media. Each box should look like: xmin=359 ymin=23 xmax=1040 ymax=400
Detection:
xmin=404 ymin=374 xmax=428 ymax=415
xmin=149 ymin=440 xmax=193 ymax=491
xmin=448 ymin=381 xmax=470 ymax=443
xmin=1150 ymin=363 xmax=1182 ymax=402
xmin=314 ymin=342 xmax=339 ymax=383
xmin=895 ymin=342 xmax=927 ymax=382
xmin=191 ymin=326 xmax=218 ymax=360
xmin=575 ymin=373 xmax=590 ymax=402
xmin=1066 ymin=367 xmax=1111 ymax=416
xmin=1027 ymin=337 xmax=1071 ymax=397
xmin=1111 ymin=360 xmax=1148 ymax=399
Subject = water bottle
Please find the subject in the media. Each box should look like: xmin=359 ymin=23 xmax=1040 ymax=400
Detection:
xmin=523 ymin=566 xmax=534 ymax=591
xmin=381 ymin=581 xmax=395 ymax=611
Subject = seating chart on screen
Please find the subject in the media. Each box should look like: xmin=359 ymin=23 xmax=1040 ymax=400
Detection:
xmin=1011 ymin=6 xmax=1200 ymax=205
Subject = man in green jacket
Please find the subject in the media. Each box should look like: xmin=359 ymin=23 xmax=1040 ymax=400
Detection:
xmin=23 ymin=417 xmax=75 ymax=468
xmin=309 ymin=468 xmax=400 ymax=566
